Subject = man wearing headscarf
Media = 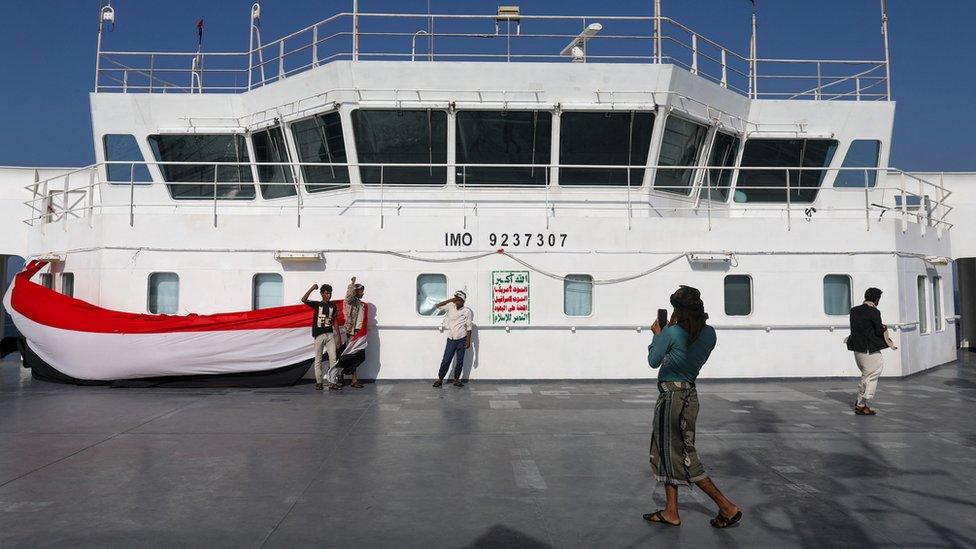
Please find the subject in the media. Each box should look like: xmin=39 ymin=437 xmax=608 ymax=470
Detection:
xmin=334 ymin=276 xmax=367 ymax=389
xmin=644 ymin=286 xmax=742 ymax=529
xmin=432 ymin=290 xmax=473 ymax=388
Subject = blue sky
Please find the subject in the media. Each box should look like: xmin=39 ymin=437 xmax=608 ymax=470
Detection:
xmin=0 ymin=0 xmax=973 ymax=170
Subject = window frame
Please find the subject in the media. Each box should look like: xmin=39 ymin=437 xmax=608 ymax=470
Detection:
xmin=455 ymin=109 xmax=554 ymax=187
xmin=653 ymin=113 xmax=711 ymax=198
xmin=147 ymin=272 xmax=180 ymax=315
xmin=251 ymin=125 xmax=298 ymax=200
xmin=60 ymin=272 xmax=75 ymax=298
xmin=290 ymin=110 xmax=352 ymax=194
xmin=933 ymin=275 xmax=944 ymax=332
xmin=723 ymin=274 xmax=753 ymax=317
xmin=252 ymin=273 xmax=284 ymax=310
xmin=700 ymin=130 xmax=743 ymax=203
xmin=822 ymin=274 xmax=853 ymax=316
xmin=563 ymin=274 xmax=594 ymax=317
xmin=734 ymin=138 xmax=840 ymax=204
xmin=833 ymin=139 xmax=882 ymax=189
xmin=146 ymin=134 xmax=256 ymax=201
xmin=917 ymin=275 xmax=930 ymax=334
xmin=39 ymin=273 xmax=53 ymax=290
xmin=351 ymin=108 xmax=450 ymax=187
xmin=103 ymin=134 xmax=153 ymax=184
xmin=557 ymin=110 xmax=655 ymax=188
xmin=416 ymin=273 xmax=449 ymax=317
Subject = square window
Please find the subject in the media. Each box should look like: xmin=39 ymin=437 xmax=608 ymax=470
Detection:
xmin=724 ymin=275 xmax=752 ymax=316
xmin=417 ymin=274 xmax=447 ymax=316
xmin=564 ymin=274 xmax=593 ymax=316
xmin=823 ymin=274 xmax=852 ymax=315
xmin=148 ymin=272 xmax=179 ymax=314
xmin=253 ymin=273 xmax=283 ymax=310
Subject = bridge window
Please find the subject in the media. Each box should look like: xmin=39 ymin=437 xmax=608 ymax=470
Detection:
xmin=252 ymin=273 xmax=283 ymax=310
xmin=723 ymin=275 xmax=752 ymax=316
xmin=291 ymin=111 xmax=350 ymax=193
xmin=456 ymin=110 xmax=551 ymax=186
xmin=252 ymin=126 xmax=296 ymax=199
xmin=148 ymin=272 xmax=179 ymax=314
xmin=823 ymin=274 xmax=852 ymax=316
xmin=702 ymin=132 xmax=740 ymax=201
xmin=352 ymin=109 xmax=447 ymax=186
xmin=417 ymin=274 xmax=447 ymax=316
xmin=104 ymin=134 xmax=152 ymax=183
xmin=60 ymin=273 xmax=74 ymax=298
xmin=655 ymin=116 xmax=709 ymax=195
xmin=737 ymin=139 xmax=838 ymax=203
xmin=834 ymin=140 xmax=881 ymax=188
xmin=559 ymin=111 xmax=654 ymax=186
xmin=148 ymin=135 xmax=255 ymax=200
xmin=563 ymin=274 xmax=593 ymax=316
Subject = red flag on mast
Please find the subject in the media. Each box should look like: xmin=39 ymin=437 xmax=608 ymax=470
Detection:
xmin=196 ymin=19 xmax=204 ymax=45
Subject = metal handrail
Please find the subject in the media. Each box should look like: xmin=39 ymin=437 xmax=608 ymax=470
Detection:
xmin=94 ymin=12 xmax=888 ymax=102
xmin=22 ymin=162 xmax=951 ymax=232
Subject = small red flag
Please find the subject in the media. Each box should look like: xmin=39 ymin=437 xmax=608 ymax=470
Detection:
xmin=196 ymin=19 xmax=204 ymax=44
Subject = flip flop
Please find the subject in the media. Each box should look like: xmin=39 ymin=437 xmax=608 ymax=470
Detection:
xmin=710 ymin=510 xmax=742 ymax=529
xmin=351 ymin=382 xmax=365 ymax=389
xmin=642 ymin=510 xmax=680 ymax=526
xmin=855 ymin=406 xmax=877 ymax=416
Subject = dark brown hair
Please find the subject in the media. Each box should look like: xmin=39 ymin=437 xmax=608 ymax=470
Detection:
xmin=668 ymin=286 xmax=708 ymax=343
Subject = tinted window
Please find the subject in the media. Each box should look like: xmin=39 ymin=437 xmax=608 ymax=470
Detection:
xmin=563 ymin=274 xmax=593 ymax=316
xmin=148 ymin=272 xmax=179 ymax=314
xmin=933 ymin=276 xmax=943 ymax=331
xmin=61 ymin=273 xmax=75 ymax=298
xmin=655 ymin=116 xmax=709 ymax=195
xmin=703 ymin=132 xmax=740 ymax=201
xmin=559 ymin=111 xmax=654 ymax=186
xmin=39 ymin=273 xmax=53 ymax=290
xmin=724 ymin=275 xmax=752 ymax=316
xmin=147 ymin=135 xmax=255 ymax=200
xmin=104 ymin=134 xmax=152 ymax=183
xmin=291 ymin=111 xmax=350 ymax=193
xmin=456 ymin=111 xmax=551 ymax=186
xmin=737 ymin=139 xmax=838 ymax=203
xmin=252 ymin=126 xmax=296 ymax=199
xmin=417 ymin=274 xmax=447 ymax=316
xmin=252 ymin=273 xmax=283 ymax=309
xmin=823 ymin=274 xmax=852 ymax=316
xmin=834 ymin=140 xmax=881 ymax=188
xmin=352 ymin=110 xmax=447 ymax=185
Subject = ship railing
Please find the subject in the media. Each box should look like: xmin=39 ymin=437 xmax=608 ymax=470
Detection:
xmin=24 ymin=162 xmax=950 ymax=236
xmin=95 ymin=12 xmax=888 ymax=101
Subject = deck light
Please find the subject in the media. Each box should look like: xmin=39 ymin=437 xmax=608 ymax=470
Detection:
xmin=274 ymin=251 xmax=325 ymax=262
xmin=495 ymin=6 xmax=521 ymax=35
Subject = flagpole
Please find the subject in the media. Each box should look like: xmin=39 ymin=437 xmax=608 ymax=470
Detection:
xmin=880 ymin=0 xmax=892 ymax=100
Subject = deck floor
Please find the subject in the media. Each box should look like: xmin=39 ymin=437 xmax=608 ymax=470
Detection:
xmin=0 ymin=353 xmax=974 ymax=548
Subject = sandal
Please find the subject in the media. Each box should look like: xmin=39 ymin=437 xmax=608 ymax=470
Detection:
xmin=854 ymin=406 xmax=877 ymax=416
xmin=433 ymin=380 xmax=443 ymax=388
xmin=452 ymin=380 xmax=465 ymax=387
xmin=710 ymin=510 xmax=742 ymax=529
xmin=351 ymin=382 xmax=364 ymax=389
xmin=328 ymin=384 xmax=342 ymax=391
xmin=642 ymin=510 xmax=680 ymax=526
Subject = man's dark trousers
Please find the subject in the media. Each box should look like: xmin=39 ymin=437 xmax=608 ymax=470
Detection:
xmin=438 ymin=338 xmax=466 ymax=380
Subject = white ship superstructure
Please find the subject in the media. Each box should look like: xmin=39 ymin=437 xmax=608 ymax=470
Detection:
xmin=0 ymin=3 xmax=966 ymax=381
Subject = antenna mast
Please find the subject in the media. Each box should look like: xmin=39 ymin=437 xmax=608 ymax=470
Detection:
xmin=881 ymin=0 xmax=892 ymax=100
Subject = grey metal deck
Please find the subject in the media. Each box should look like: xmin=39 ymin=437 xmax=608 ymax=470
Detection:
xmin=0 ymin=353 xmax=974 ymax=548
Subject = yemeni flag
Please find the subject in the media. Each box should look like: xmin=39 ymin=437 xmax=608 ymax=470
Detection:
xmin=3 ymin=261 xmax=367 ymax=384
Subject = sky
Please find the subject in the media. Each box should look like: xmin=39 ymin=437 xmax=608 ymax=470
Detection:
xmin=0 ymin=0 xmax=973 ymax=171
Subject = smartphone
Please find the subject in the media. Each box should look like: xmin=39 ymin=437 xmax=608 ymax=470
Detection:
xmin=657 ymin=308 xmax=669 ymax=328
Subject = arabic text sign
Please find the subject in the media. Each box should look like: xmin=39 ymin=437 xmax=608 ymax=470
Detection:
xmin=492 ymin=271 xmax=530 ymax=325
